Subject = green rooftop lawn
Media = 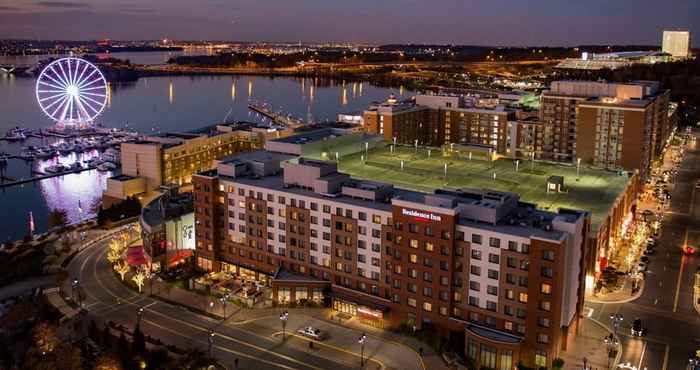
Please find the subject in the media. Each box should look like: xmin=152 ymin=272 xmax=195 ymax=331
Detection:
xmin=313 ymin=144 xmax=631 ymax=229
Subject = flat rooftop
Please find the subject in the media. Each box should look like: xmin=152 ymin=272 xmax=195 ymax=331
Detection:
xmin=273 ymin=128 xmax=343 ymax=144
xmin=309 ymin=144 xmax=630 ymax=230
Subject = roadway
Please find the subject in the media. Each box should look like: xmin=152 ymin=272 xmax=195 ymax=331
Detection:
xmin=586 ymin=130 xmax=700 ymax=370
xmin=66 ymin=234 xmax=423 ymax=370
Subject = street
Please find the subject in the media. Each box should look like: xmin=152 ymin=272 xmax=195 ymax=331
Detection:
xmin=586 ymin=130 xmax=700 ymax=370
xmin=66 ymin=233 xmax=424 ymax=370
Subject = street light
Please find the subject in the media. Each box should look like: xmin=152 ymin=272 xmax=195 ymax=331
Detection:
xmin=71 ymin=279 xmax=82 ymax=308
xmin=148 ymin=272 xmax=156 ymax=296
xmin=279 ymin=310 xmax=289 ymax=340
xmin=602 ymin=334 xmax=618 ymax=369
xmin=609 ymin=313 xmax=623 ymax=337
xmin=358 ymin=332 xmax=367 ymax=366
xmin=136 ymin=307 xmax=144 ymax=327
xmin=208 ymin=329 xmax=215 ymax=359
xmin=220 ymin=293 xmax=230 ymax=319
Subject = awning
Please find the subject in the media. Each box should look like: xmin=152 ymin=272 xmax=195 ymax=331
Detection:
xmin=329 ymin=286 xmax=391 ymax=312
xmin=167 ymin=250 xmax=193 ymax=265
xmin=466 ymin=323 xmax=523 ymax=344
xmin=126 ymin=245 xmax=149 ymax=266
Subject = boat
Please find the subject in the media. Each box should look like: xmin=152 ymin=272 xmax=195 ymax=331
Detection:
xmin=57 ymin=142 xmax=75 ymax=155
xmin=69 ymin=162 xmax=83 ymax=171
xmin=97 ymin=162 xmax=117 ymax=172
xmin=103 ymin=148 xmax=121 ymax=164
xmin=45 ymin=164 xmax=67 ymax=173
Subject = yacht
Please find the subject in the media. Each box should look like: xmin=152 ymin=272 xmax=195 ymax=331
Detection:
xmin=69 ymin=162 xmax=83 ymax=171
xmin=45 ymin=164 xmax=67 ymax=174
xmin=57 ymin=142 xmax=75 ymax=155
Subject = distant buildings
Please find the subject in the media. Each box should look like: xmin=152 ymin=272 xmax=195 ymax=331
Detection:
xmin=103 ymin=123 xmax=266 ymax=206
xmin=662 ymin=30 xmax=691 ymax=58
xmin=362 ymin=93 xmax=516 ymax=157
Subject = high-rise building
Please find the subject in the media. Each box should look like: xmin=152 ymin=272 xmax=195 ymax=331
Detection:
xmin=662 ymin=30 xmax=691 ymax=58
xmin=193 ymin=150 xmax=590 ymax=369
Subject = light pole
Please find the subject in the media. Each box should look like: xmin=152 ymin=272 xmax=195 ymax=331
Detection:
xmin=602 ymin=334 xmax=618 ymax=369
xmin=609 ymin=313 xmax=623 ymax=338
xmin=208 ymin=329 xmax=215 ymax=359
xmin=279 ymin=310 xmax=289 ymax=341
xmin=577 ymin=158 xmax=582 ymax=179
xmin=358 ymin=332 xmax=367 ymax=366
xmin=136 ymin=307 xmax=144 ymax=327
xmin=220 ymin=293 xmax=230 ymax=319
xmin=71 ymin=279 xmax=81 ymax=308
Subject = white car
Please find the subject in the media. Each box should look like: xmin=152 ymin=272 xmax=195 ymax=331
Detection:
xmin=297 ymin=326 xmax=325 ymax=340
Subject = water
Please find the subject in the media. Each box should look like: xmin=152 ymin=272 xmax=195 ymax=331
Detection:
xmin=0 ymin=53 xmax=410 ymax=242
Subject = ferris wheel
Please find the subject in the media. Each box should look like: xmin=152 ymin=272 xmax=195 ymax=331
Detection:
xmin=35 ymin=57 xmax=108 ymax=126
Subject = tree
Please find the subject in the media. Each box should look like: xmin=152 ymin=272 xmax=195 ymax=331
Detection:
xmin=33 ymin=321 xmax=59 ymax=354
xmin=95 ymin=352 xmax=123 ymax=370
xmin=116 ymin=332 xmax=129 ymax=355
xmin=47 ymin=208 xmax=69 ymax=229
xmin=107 ymin=240 xmax=125 ymax=264
xmin=132 ymin=267 xmax=147 ymax=293
xmin=115 ymin=260 xmax=131 ymax=281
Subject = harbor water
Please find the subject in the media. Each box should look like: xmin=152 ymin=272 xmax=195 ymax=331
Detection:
xmin=0 ymin=54 xmax=410 ymax=242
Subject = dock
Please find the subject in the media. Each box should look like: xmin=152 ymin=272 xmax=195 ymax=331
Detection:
xmin=248 ymin=102 xmax=306 ymax=128
xmin=0 ymin=165 xmax=101 ymax=189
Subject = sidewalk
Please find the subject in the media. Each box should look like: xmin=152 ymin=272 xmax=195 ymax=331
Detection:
xmin=142 ymin=279 xmax=446 ymax=370
xmin=587 ymin=275 xmax=645 ymax=304
xmin=560 ymin=318 xmax=621 ymax=370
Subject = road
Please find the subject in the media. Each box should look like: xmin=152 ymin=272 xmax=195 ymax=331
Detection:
xmin=66 ymin=234 xmax=423 ymax=370
xmin=586 ymin=131 xmax=700 ymax=370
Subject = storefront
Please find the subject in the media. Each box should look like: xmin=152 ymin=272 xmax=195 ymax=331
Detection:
xmin=330 ymin=288 xmax=389 ymax=329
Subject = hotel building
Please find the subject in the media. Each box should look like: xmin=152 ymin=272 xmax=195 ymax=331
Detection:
xmin=193 ymin=149 xmax=590 ymax=369
xmin=662 ymin=30 xmax=691 ymax=59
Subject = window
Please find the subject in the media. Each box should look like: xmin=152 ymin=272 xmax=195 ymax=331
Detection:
xmin=487 ymin=285 xmax=498 ymax=296
xmin=423 ymin=287 xmax=432 ymax=297
xmin=538 ymin=317 xmax=551 ymax=328
xmin=504 ymin=305 xmax=514 ymax=316
xmin=537 ymin=333 xmax=549 ymax=344
xmin=468 ymin=296 xmax=479 ymax=307
xmin=518 ymin=292 xmax=528 ymax=303
xmin=407 ymin=298 xmax=417 ymax=307
xmin=505 ymin=289 xmax=515 ymax=300
xmin=470 ymin=265 xmax=481 ymax=276
xmin=479 ymin=345 xmax=496 ymax=370
xmin=423 ymin=272 xmax=432 ymax=282
xmin=410 ymin=239 xmax=419 ymax=249
xmin=516 ymin=308 xmax=527 ymax=319
xmin=487 ymin=269 xmax=499 ymax=280
xmin=409 ymin=254 xmax=418 ymax=263
xmin=425 ymin=242 xmax=434 ymax=252
xmin=488 ymin=253 xmax=499 ymax=264
xmin=508 ymin=241 xmax=518 ymax=251
xmin=489 ymin=237 xmax=500 ymax=248
xmin=407 ymin=283 xmax=417 ymax=293
xmin=469 ymin=281 xmax=480 ymax=291
xmin=471 ymin=249 xmax=482 ymax=260
xmin=541 ymin=283 xmax=552 ymax=295
xmin=486 ymin=301 xmax=497 ymax=311
xmin=423 ymin=302 xmax=432 ymax=312
xmin=439 ymin=306 xmax=448 ymax=316
xmin=499 ymin=351 xmax=513 ymax=370
xmin=504 ymin=321 xmax=513 ymax=331
xmin=372 ymin=215 xmax=382 ymax=224
xmin=358 ymin=212 xmax=367 ymax=221
xmin=506 ymin=257 xmax=517 ymax=268
xmin=542 ymin=250 xmax=555 ymax=261
xmin=471 ymin=234 xmax=482 ymax=244
xmin=542 ymin=266 xmax=553 ymax=278
xmin=521 ymin=243 xmax=530 ymax=254
xmin=540 ymin=301 xmax=551 ymax=311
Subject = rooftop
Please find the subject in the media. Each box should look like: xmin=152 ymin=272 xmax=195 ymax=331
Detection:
xmin=141 ymin=190 xmax=194 ymax=229
xmin=306 ymin=143 xmax=630 ymax=230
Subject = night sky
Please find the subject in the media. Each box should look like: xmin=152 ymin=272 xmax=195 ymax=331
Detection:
xmin=0 ymin=0 xmax=698 ymax=46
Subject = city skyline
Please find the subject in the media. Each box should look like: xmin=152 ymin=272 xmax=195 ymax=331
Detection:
xmin=0 ymin=0 xmax=698 ymax=46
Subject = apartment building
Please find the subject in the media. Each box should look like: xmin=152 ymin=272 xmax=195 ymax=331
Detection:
xmin=363 ymin=94 xmax=516 ymax=156
xmin=529 ymin=80 xmax=671 ymax=177
xmin=662 ymin=30 xmax=691 ymax=59
xmin=193 ymin=150 xmax=590 ymax=369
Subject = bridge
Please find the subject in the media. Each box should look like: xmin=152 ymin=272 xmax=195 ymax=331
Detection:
xmin=248 ymin=102 xmax=306 ymax=128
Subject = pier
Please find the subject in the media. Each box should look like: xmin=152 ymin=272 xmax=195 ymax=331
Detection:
xmin=0 ymin=165 xmax=101 ymax=189
xmin=248 ymin=102 xmax=306 ymax=128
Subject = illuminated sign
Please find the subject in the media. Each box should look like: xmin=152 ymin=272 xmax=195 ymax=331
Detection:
xmin=357 ymin=307 xmax=382 ymax=318
xmin=402 ymin=208 xmax=442 ymax=222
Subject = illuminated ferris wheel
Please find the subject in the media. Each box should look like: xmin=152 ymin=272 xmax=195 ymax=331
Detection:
xmin=35 ymin=57 xmax=108 ymax=126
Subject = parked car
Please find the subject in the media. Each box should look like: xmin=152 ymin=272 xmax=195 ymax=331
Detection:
xmin=643 ymin=247 xmax=655 ymax=255
xmin=640 ymin=256 xmax=650 ymax=263
xmin=631 ymin=318 xmax=646 ymax=336
xmin=298 ymin=326 xmax=325 ymax=340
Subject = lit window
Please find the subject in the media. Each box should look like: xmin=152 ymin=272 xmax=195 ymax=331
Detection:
xmin=423 ymin=302 xmax=432 ymax=312
xmin=541 ymin=283 xmax=552 ymax=295
xmin=518 ymin=293 xmax=528 ymax=303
